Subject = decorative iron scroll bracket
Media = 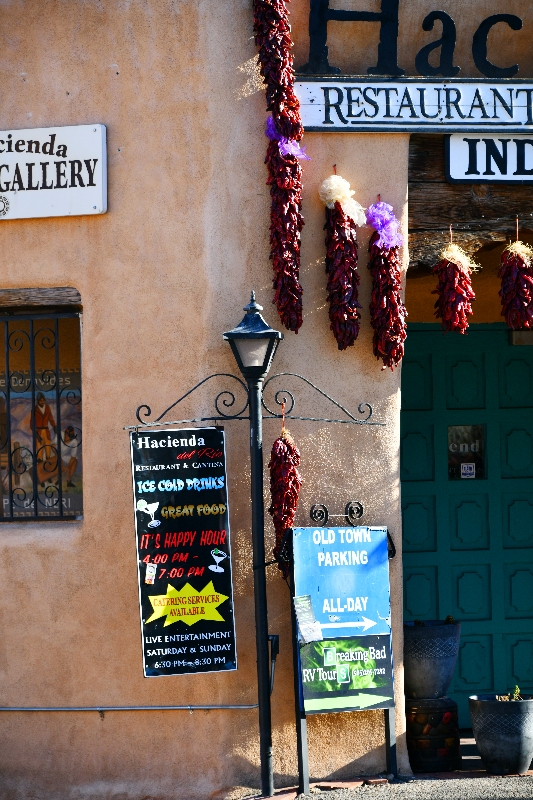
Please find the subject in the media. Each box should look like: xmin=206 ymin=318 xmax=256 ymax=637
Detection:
xmin=309 ymin=502 xmax=396 ymax=559
xmin=124 ymin=372 xmax=384 ymax=430
xmin=310 ymin=501 xmax=364 ymax=526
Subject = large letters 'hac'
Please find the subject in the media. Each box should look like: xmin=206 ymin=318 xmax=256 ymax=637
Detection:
xmin=297 ymin=0 xmax=523 ymax=80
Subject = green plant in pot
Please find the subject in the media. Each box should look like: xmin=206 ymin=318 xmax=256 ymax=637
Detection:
xmin=469 ymin=686 xmax=533 ymax=775
xmin=404 ymin=616 xmax=461 ymax=699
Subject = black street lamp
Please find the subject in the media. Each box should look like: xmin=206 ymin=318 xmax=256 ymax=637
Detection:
xmin=223 ymin=292 xmax=283 ymax=798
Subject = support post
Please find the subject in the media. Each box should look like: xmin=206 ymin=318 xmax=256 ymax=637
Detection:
xmin=289 ymin=532 xmax=310 ymax=796
xmin=247 ymin=379 xmax=274 ymax=797
xmin=384 ymin=706 xmax=397 ymax=777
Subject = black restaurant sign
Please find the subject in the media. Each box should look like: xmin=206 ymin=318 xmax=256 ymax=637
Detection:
xmin=130 ymin=427 xmax=237 ymax=677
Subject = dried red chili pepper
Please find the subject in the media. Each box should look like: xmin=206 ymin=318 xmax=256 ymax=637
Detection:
xmin=366 ymin=201 xmax=406 ymax=370
xmin=499 ymin=241 xmax=533 ymax=329
xmin=368 ymin=231 xmax=407 ymax=370
xmin=268 ymin=429 xmax=302 ymax=577
xmin=432 ymin=245 xmax=476 ymax=334
xmin=324 ymin=202 xmax=361 ymax=350
xmin=254 ymin=0 xmax=305 ymax=333
xmin=253 ymin=0 xmax=303 ymax=141
xmin=266 ymin=138 xmax=304 ymax=333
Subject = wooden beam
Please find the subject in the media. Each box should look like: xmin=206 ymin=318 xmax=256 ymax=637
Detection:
xmin=408 ymin=135 xmax=533 ymax=269
xmin=0 ymin=287 xmax=81 ymax=308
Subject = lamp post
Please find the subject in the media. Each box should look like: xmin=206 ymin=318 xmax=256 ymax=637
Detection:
xmin=223 ymin=292 xmax=283 ymax=798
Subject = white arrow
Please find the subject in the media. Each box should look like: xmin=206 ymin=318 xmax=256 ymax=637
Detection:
xmin=321 ymin=617 xmax=377 ymax=633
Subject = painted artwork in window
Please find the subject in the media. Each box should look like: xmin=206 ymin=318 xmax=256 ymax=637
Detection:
xmin=0 ymin=314 xmax=82 ymax=519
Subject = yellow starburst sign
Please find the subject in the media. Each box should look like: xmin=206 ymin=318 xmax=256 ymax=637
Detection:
xmin=145 ymin=581 xmax=228 ymax=627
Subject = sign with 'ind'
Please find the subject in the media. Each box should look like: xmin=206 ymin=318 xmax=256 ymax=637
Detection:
xmin=446 ymin=134 xmax=533 ymax=183
xmin=130 ymin=427 xmax=237 ymax=677
xmin=0 ymin=124 xmax=106 ymax=220
xmin=293 ymin=527 xmax=392 ymax=638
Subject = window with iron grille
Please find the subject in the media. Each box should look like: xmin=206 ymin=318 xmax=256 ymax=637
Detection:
xmin=0 ymin=311 xmax=82 ymax=520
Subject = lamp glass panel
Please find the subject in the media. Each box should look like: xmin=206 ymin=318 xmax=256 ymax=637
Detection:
xmin=234 ymin=338 xmax=271 ymax=369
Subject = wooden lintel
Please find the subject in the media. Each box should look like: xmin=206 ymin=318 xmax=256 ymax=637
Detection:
xmin=408 ymin=134 xmax=533 ymax=270
xmin=0 ymin=287 xmax=81 ymax=308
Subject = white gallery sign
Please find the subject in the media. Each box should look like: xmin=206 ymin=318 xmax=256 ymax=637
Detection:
xmin=0 ymin=124 xmax=106 ymax=220
xmin=446 ymin=134 xmax=533 ymax=183
xmin=296 ymin=79 xmax=533 ymax=133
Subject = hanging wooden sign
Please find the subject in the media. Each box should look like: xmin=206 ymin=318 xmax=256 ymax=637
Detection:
xmin=446 ymin=134 xmax=533 ymax=183
xmin=296 ymin=79 xmax=533 ymax=133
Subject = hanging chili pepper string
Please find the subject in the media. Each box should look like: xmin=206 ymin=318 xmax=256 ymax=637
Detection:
xmin=266 ymin=136 xmax=305 ymax=332
xmin=366 ymin=201 xmax=407 ymax=370
xmin=432 ymin=244 xmax=477 ymax=334
xmin=319 ymin=173 xmax=366 ymax=350
xmin=254 ymin=0 xmax=307 ymax=333
xmin=499 ymin=240 xmax=533 ymax=330
xmin=268 ymin=421 xmax=302 ymax=578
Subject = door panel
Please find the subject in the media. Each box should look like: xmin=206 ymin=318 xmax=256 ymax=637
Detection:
xmin=498 ymin=352 xmax=533 ymax=407
xmin=449 ymin=495 xmax=489 ymax=551
xmin=402 ymin=354 xmax=433 ymax=410
xmin=402 ymin=495 xmax=437 ymax=552
xmin=446 ymin=354 xmax=486 ymax=409
xmin=502 ymin=494 xmax=533 ymax=548
xmin=500 ymin=419 xmax=533 ymax=477
xmin=403 ymin=566 xmax=439 ymax=619
xmin=400 ymin=425 xmax=434 ymax=481
xmin=401 ymin=324 xmax=533 ymax=726
xmin=451 ymin=564 xmax=491 ymax=621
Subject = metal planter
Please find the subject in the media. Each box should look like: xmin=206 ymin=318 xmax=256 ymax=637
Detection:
xmin=404 ymin=621 xmax=461 ymax=699
xmin=469 ymin=695 xmax=533 ymax=775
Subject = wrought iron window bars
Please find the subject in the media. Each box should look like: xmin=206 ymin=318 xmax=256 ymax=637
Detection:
xmin=0 ymin=312 xmax=82 ymax=521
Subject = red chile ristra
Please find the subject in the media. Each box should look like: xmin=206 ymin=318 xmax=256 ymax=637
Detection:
xmin=266 ymin=138 xmax=304 ymax=333
xmin=365 ymin=201 xmax=407 ymax=370
xmin=324 ymin=202 xmax=361 ymax=350
xmin=268 ymin=429 xmax=302 ymax=577
xmin=368 ymin=231 xmax=407 ymax=370
xmin=499 ymin=241 xmax=533 ymax=330
xmin=253 ymin=0 xmax=303 ymax=142
xmin=254 ymin=0 xmax=305 ymax=333
xmin=432 ymin=244 xmax=476 ymax=334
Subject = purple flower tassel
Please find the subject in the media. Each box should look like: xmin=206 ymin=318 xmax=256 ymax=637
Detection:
xmin=365 ymin=201 xmax=403 ymax=250
xmin=266 ymin=116 xmax=310 ymax=161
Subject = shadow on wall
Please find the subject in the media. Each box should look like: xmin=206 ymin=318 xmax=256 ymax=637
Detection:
xmin=226 ymin=725 xmax=407 ymax=790
xmin=405 ymin=231 xmax=533 ymax=324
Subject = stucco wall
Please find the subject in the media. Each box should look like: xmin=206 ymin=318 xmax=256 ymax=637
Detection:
xmin=0 ymin=0 xmax=477 ymax=796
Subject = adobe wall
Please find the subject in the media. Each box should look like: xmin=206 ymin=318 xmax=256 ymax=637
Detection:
xmin=1 ymin=0 xmax=527 ymax=796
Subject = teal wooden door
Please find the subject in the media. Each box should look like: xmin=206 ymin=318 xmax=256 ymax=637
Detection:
xmin=401 ymin=323 xmax=533 ymax=726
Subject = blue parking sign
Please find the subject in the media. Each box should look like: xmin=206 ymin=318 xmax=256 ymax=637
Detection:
xmin=293 ymin=527 xmax=391 ymax=638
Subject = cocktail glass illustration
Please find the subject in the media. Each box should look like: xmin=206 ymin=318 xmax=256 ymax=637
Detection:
xmin=136 ymin=499 xmax=161 ymax=528
xmin=209 ymin=548 xmax=228 ymax=573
